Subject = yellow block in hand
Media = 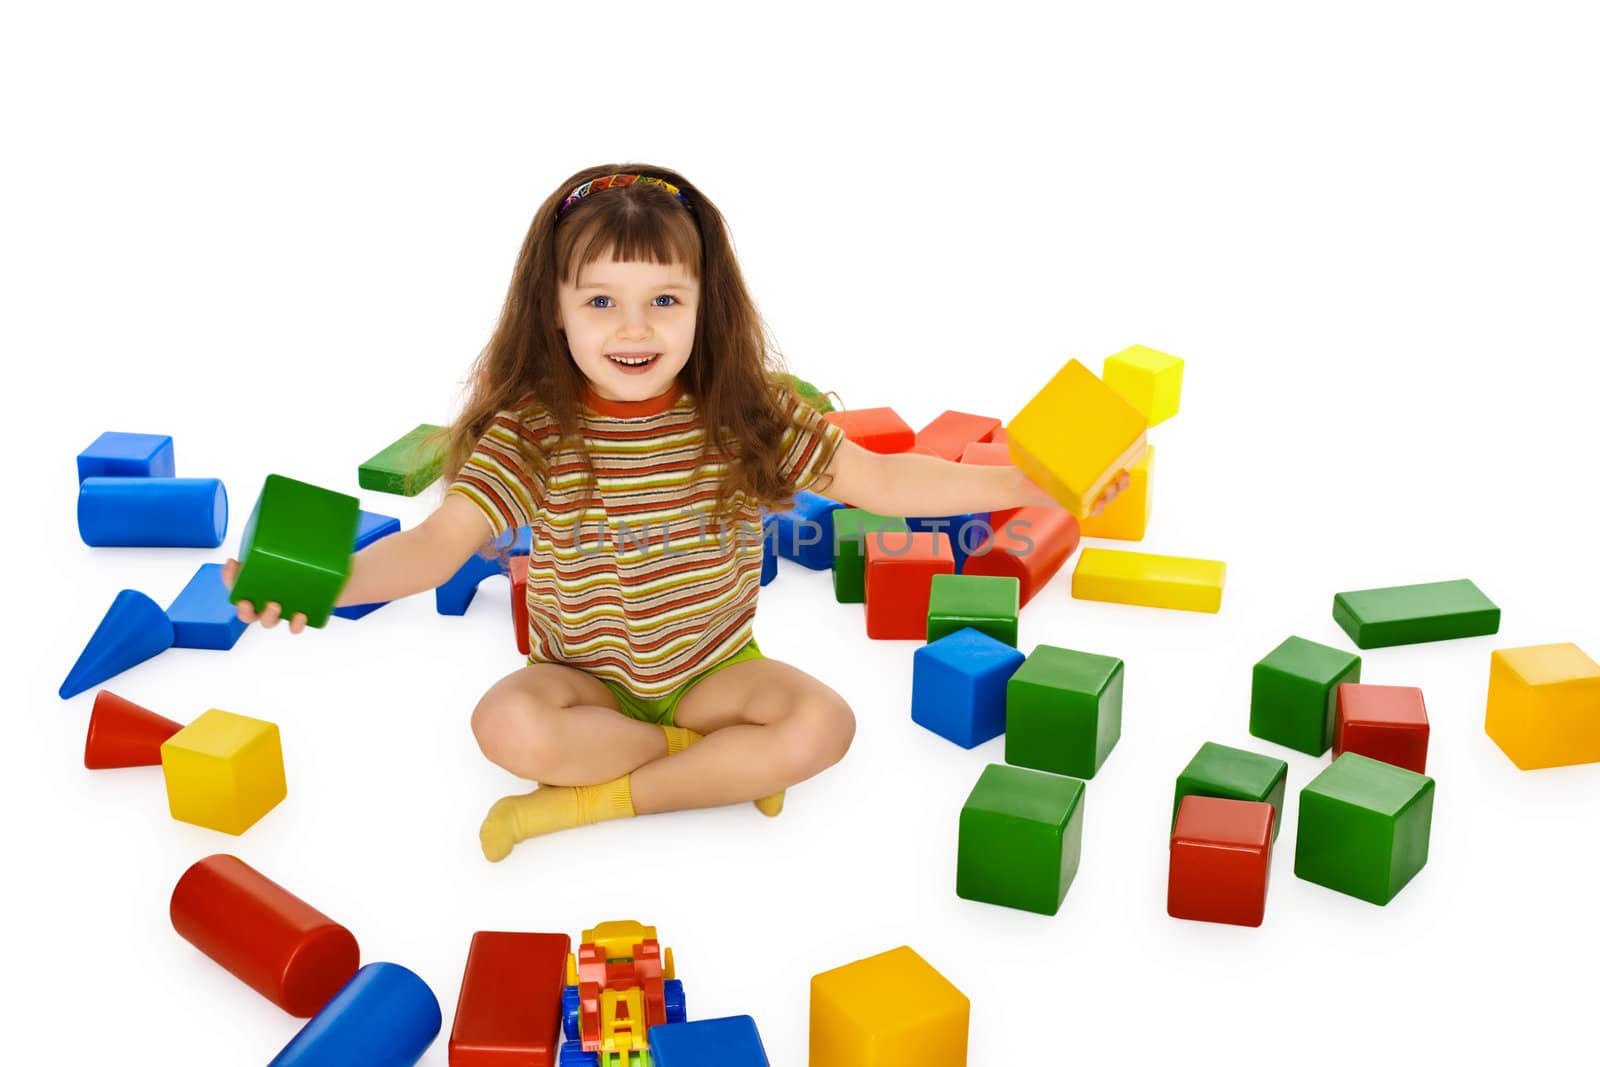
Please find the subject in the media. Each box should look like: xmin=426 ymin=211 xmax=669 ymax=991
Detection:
xmin=810 ymin=945 xmax=968 ymax=1067
xmin=1104 ymin=344 xmax=1184 ymax=425
xmin=1007 ymin=359 xmax=1147 ymax=519
xmin=1071 ymin=547 xmax=1226 ymax=613
xmin=1081 ymin=444 xmax=1154 ymax=541
xmin=160 ymin=708 xmax=287 ymax=835
xmin=1485 ymin=643 xmax=1600 ymax=770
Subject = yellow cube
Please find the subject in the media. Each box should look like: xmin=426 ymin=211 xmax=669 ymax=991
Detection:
xmin=1071 ymin=547 xmax=1226 ymax=613
xmin=810 ymin=945 xmax=968 ymax=1067
xmin=160 ymin=708 xmax=286 ymax=834
xmin=1081 ymin=444 xmax=1154 ymax=541
xmin=1485 ymin=644 xmax=1600 ymax=769
xmin=1103 ymin=344 xmax=1184 ymax=425
xmin=1008 ymin=359 xmax=1148 ymax=519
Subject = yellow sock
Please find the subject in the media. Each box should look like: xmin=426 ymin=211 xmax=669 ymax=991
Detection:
xmin=478 ymin=774 xmax=636 ymax=862
xmin=659 ymin=724 xmax=786 ymax=817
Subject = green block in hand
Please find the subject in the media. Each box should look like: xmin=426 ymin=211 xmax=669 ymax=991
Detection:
xmin=230 ymin=474 xmax=360 ymax=628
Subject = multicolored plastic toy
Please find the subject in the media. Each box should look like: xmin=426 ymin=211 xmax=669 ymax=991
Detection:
xmin=559 ymin=920 xmax=687 ymax=1065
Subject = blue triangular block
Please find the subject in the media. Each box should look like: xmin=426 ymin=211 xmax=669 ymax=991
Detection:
xmin=60 ymin=589 xmax=176 ymax=699
xmin=167 ymin=563 xmax=249 ymax=650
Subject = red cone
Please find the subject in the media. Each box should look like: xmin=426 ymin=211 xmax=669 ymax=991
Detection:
xmin=84 ymin=689 xmax=183 ymax=769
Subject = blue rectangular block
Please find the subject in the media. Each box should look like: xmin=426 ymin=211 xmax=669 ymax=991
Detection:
xmin=333 ymin=511 xmax=403 ymax=620
xmin=167 ymin=562 xmax=249 ymax=650
xmin=649 ymin=1015 xmax=771 ymax=1066
xmin=76 ymin=431 xmax=175 ymax=481
xmin=771 ymin=490 xmax=844 ymax=570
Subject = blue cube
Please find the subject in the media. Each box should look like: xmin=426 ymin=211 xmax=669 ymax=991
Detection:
xmin=771 ymin=490 xmax=843 ymax=570
xmin=649 ymin=1015 xmax=770 ymax=1066
xmin=76 ymin=431 xmax=175 ymax=481
xmin=912 ymin=627 xmax=1027 ymax=748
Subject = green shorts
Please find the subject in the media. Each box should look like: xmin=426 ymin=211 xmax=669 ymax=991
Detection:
xmin=598 ymin=637 xmax=765 ymax=727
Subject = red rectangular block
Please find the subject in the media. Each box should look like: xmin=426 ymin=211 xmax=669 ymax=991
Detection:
xmin=823 ymin=407 xmax=916 ymax=454
xmin=916 ymin=410 xmax=1004 ymax=461
xmin=1168 ymin=795 xmax=1273 ymax=927
xmin=449 ymin=930 xmax=571 ymax=1066
xmin=865 ymin=531 xmax=955 ymax=639
xmin=961 ymin=507 xmax=1080 ymax=608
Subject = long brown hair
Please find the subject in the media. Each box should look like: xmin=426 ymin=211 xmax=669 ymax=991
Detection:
xmin=435 ymin=162 xmax=841 ymax=545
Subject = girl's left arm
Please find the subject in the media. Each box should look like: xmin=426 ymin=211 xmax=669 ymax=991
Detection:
xmin=820 ymin=439 xmax=1059 ymax=517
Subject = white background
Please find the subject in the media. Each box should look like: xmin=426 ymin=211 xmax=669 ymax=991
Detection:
xmin=5 ymin=1 xmax=1598 ymax=1064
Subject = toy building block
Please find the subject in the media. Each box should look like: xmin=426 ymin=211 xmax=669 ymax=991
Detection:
xmin=77 ymin=476 xmax=228 ymax=547
xmin=1071 ymin=547 xmax=1225 ymax=613
xmin=170 ymin=854 xmax=360 ymax=1017
xmin=833 ymin=508 xmax=911 ymax=603
xmin=358 ymin=423 xmax=447 ymax=496
xmin=437 ymin=524 xmax=532 ymax=615
xmin=76 ymin=431 xmax=175 ymax=481
xmin=926 ymin=573 xmax=1020 ymax=646
xmin=268 ymin=962 xmax=442 ymax=1067
xmin=1006 ymin=358 xmax=1148 ymax=519
xmin=961 ymin=506 xmax=1081 ymax=609
xmin=1103 ymin=344 xmax=1184 ymax=426
xmin=864 ymin=530 xmax=955 ymax=639
xmin=161 ymin=708 xmax=286 ymax=835
xmin=1006 ymin=644 xmax=1124 ymax=779
xmin=509 ymin=555 xmax=530 ymax=656
xmin=1249 ymin=636 xmax=1362 ymax=756
xmin=958 ymin=762 xmax=1085 ymax=915
xmin=1167 ymin=795 xmax=1273 ymax=927
xmin=822 ymin=406 xmax=915 ymax=454
xmin=772 ymin=490 xmax=845 ymax=570
xmin=911 ymin=628 xmax=1026 ymax=748
xmin=989 ymin=425 xmax=1008 ymax=443
xmin=166 ymin=563 xmax=249 ymax=650
xmin=1294 ymin=752 xmax=1434 ymax=905
xmin=907 ymin=512 xmax=991 ymax=575
xmin=1332 ymin=578 xmax=1500 ymax=649
xmin=230 ymin=474 xmax=360 ymax=629
xmin=1485 ymin=643 xmax=1600 ymax=769
xmin=1335 ymin=683 xmax=1430 ymax=773
xmin=1173 ymin=742 xmax=1289 ymax=841
xmin=83 ymin=690 xmax=183 ymax=769
xmin=651 ymin=1015 xmax=772 ymax=1066
xmin=449 ymin=930 xmax=571 ymax=1066
xmin=1080 ymin=444 xmax=1154 ymax=541
xmin=59 ymin=588 xmax=175 ymax=699
xmin=809 ymin=945 xmax=968 ymax=1067
xmin=760 ymin=512 xmax=778 ymax=586
xmin=333 ymin=511 xmax=403 ymax=620
xmin=914 ymin=410 xmax=1003 ymax=461
xmin=773 ymin=371 xmax=836 ymax=413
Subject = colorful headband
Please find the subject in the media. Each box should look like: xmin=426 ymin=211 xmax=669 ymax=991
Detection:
xmin=556 ymin=173 xmax=692 ymax=217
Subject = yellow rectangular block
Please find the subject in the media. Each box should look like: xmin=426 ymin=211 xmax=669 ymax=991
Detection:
xmin=1103 ymin=344 xmax=1184 ymax=425
xmin=1071 ymin=547 xmax=1226 ymax=613
xmin=810 ymin=945 xmax=968 ymax=1067
xmin=160 ymin=708 xmax=286 ymax=835
xmin=1007 ymin=359 xmax=1148 ymax=519
xmin=1081 ymin=444 xmax=1154 ymax=541
xmin=1485 ymin=643 xmax=1600 ymax=770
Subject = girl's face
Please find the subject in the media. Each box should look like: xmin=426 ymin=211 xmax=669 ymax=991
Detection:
xmin=555 ymin=250 xmax=699 ymax=402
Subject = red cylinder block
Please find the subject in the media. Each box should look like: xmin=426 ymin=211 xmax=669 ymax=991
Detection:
xmin=170 ymin=854 xmax=360 ymax=1017
xmin=962 ymin=506 xmax=1081 ymax=608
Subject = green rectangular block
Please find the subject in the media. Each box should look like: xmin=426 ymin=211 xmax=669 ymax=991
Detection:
xmin=1173 ymin=741 xmax=1289 ymax=840
xmin=358 ymin=423 xmax=447 ymax=496
xmin=1250 ymin=636 xmax=1361 ymax=756
xmin=926 ymin=573 xmax=1020 ymax=646
xmin=957 ymin=763 xmax=1085 ymax=915
xmin=1006 ymin=645 xmax=1124 ymax=779
xmin=230 ymin=474 xmax=360 ymax=628
xmin=1332 ymin=578 xmax=1500 ymax=649
xmin=1294 ymin=752 xmax=1434 ymax=905
xmin=831 ymin=509 xmax=909 ymax=603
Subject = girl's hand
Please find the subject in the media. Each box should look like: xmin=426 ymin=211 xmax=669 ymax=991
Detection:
xmin=1089 ymin=471 xmax=1132 ymax=516
xmin=222 ymin=558 xmax=310 ymax=634
xmin=1014 ymin=469 xmax=1130 ymax=515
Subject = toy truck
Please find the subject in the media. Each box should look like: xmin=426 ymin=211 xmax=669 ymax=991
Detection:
xmin=558 ymin=920 xmax=687 ymax=1066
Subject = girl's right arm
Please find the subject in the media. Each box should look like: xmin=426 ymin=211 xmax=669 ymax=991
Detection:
xmin=222 ymin=494 xmax=498 ymax=634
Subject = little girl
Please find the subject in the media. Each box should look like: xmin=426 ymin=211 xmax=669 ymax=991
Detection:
xmin=226 ymin=163 xmax=1085 ymax=863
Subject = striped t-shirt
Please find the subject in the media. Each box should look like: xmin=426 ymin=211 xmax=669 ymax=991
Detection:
xmin=446 ymin=377 xmax=844 ymax=698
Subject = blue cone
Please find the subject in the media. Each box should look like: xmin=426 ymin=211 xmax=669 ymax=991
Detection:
xmin=59 ymin=589 xmax=175 ymax=699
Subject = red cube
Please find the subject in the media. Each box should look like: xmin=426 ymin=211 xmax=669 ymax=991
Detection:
xmin=864 ymin=530 xmax=955 ymax=639
xmin=1167 ymin=795 xmax=1274 ymax=927
xmin=823 ymin=406 xmax=915 ymax=454
xmin=1334 ymin=683 xmax=1430 ymax=773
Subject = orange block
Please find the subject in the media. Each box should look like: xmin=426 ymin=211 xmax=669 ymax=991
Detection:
xmin=823 ymin=408 xmax=915 ymax=454
xmin=1485 ymin=643 xmax=1600 ymax=769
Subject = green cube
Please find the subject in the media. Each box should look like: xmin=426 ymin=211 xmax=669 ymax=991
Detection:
xmin=926 ymin=573 xmax=1020 ymax=646
xmin=1173 ymin=742 xmax=1289 ymax=840
xmin=1294 ymin=752 xmax=1434 ymax=905
xmin=957 ymin=763 xmax=1085 ymax=915
xmin=1250 ymin=636 xmax=1361 ymax=756
xmin=832 ymin=509 xmax=909 ymax=603
xmin=230 ymin=474 xmax=360 ymax=629
xmin=358 ymin=423 xmax=447 ymax=496
xmin=1332 ymin=578 xmax=1500 ymax=649
xmin=1005 ymin=645 xmax=1124 ymax=779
